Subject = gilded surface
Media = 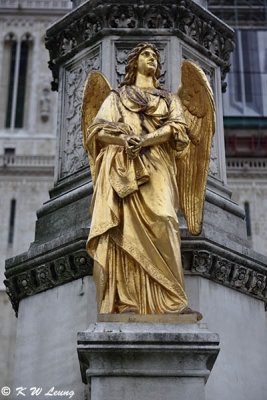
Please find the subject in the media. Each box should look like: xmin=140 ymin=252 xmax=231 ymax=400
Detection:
xmin=82 ymin=43 xmax=215 ymax=315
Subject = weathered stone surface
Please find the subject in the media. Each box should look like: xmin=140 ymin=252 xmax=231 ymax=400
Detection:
xmin=13 ymin=277 xmax=97 ymax=400
xmin=185 ymin=276 xmax=267 ymax=400
xmin=5 ymin=228 xmax=93 ymax=314
xmin=9 ymin=273 xmax=267 ymax=400
xmin=0 ymin=291 xmax=16 ymax=398
xmin=46 ymin=0 xmax=234 ymax=93
xmin=58 ymin=46 xmax=100 ymax=179
xmin=77 ymin=322 xmax=219 ymax=400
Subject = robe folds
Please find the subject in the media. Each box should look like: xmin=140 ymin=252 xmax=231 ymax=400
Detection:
xmin=86 ymin=85 xmax=190 ymax=314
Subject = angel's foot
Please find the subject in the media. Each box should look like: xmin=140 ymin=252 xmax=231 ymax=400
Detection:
xmin=179 ymin=307 xmax=203 ymax=321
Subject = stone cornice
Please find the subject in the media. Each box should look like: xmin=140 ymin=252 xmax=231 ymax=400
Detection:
xmin=45 ymin=0 xmax=234 ymax=91
xmin=4 ymin=232 xmax=267 ymax=315
xmin=4 ymin=234 xmax=93 ymax=316
xmin=182 ymin=239 xmax=267 ymax=304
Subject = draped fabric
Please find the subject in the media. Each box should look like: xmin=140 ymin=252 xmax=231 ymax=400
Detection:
xmin=86 ymin=85 xmax=190 ymax=314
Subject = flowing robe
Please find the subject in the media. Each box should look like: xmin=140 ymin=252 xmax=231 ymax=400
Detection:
xmin=86 ymin=85 xmax=190 ymax=314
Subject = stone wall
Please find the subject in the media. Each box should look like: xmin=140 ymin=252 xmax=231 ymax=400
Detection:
xmin=11 ymin=275 xmax=267 ymax=400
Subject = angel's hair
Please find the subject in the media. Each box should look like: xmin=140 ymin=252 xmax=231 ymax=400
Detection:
xmin=118 ymin=42 xmax=162 ymax=88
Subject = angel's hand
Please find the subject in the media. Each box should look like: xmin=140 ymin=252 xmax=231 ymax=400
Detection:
xmin=125 ymin=135 xmax=143 ymax=159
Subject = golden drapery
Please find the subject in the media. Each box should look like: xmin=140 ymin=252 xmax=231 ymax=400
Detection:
xmin=86 ymin=85 xmax=190 ymax=314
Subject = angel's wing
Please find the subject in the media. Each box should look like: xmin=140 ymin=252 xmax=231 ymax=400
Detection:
xmin=176 ymin=60 xmax=215 ymax=235
xmin=81 ymin=70 xmax=111 ymax=147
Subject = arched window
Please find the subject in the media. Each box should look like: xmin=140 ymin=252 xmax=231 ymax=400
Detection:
xmin=5 ymin=32 xmax=33 ymax=129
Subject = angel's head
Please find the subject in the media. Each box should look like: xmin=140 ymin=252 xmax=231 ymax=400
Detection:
xmin=119 ymin=42 xmax=162 ymax=88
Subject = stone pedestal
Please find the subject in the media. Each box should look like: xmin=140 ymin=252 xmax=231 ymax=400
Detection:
xmin=77 ymin=323 xmax=220 ymax=400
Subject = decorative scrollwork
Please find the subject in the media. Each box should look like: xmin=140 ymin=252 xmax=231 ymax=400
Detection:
xmin=190 ymin=249 xmax=267 ymax=303
xmin=45 ymin=0 xmax=235 ymax=92
xmin=5 ymin=243 xmax=267 ymax=315
xmin=60 ymin=52 xmax=100 ymax=178
xmin=4 ymin=249 xmax=93 ymax=315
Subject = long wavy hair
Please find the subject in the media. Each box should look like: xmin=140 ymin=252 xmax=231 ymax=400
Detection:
xmin=119 ymin=42 xmax=162 ymax=88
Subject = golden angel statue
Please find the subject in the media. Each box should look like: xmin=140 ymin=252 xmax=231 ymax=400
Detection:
xmin=82 ymin=43 xmax=215 ymax=318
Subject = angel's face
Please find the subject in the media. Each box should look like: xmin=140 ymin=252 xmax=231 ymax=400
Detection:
xmin=136 ymin=48 xmax=158 ymax=76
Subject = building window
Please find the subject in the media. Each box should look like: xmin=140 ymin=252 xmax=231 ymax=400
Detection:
xmin=5 ymin=40 xmax=17 ymax=128
xmin=8 ymin=199 xmax=16 ymax=245
xmin=5 ymin=33 xmax=32 ymax=130
xmin=244 ymin=201 xmax=252 ymax=238
xmin=4 ymin=148 xmax=15 ymax=156
xmin=4 ymin=147 xmax=15 ymax=166
xmin=223 ymin=29 xmax=267 ymax=117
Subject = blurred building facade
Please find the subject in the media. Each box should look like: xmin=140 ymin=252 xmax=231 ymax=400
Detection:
xmin=0 ymin=0 xmax=266 ymax=394
xmin=209 ymin=0 xmax=267 ymax=253
xmin=0 ymin=0 xmax=72 ymax=394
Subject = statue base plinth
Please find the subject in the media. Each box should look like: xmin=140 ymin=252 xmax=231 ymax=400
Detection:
xmin=98 ymin=312 xmax=199 ymax=324
xmin=77 ymin=322 xmax=219 ymax=400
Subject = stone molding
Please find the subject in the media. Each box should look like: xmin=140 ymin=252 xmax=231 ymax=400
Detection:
xmin=4 ymin=233 xmax=267 ymax=315
xmin=45 ymin=0 xmax=234 ymax=92
xmin=77 ymin=323 xmax=220 ymax=394
xmin=4 ymin=240 xmax=93 ymax=315
xmin=182 ymin=241 xmax=267 ymax=304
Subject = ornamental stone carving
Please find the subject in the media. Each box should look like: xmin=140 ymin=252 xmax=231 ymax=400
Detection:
xmin=5 ymin=248 xmax=93 ymax=315
xmin=5 ymin=243 xmax=267 ymax=315
xmin=249 ymin=272 xmax=266 ymax=296
xmin=115 ymin=42 xmax=167 ymax=87
xmin=209 ymin=139 xmax=219 ymax=177
xmin=109 ymin=5 xmax=136 ymax=28
xmin=191 ymin=249 xmax=267 ymax=303
xmin=192 ymin=251 xmax=212 ymax=276
xmin=60 ymin=51 xmax=100 ymax=179
xmin=45 ymin=0 xmax=234 ymax=92
xmin=213 ymin=257 xmax=232 ymax=283
xmin=231 ymin=266 xmax=249 ymax=289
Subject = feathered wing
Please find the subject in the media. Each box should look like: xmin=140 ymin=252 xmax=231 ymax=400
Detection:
xmin=81 ymin=70 xmax=111 ymax=184
xmin=81 ymin=70 xmax=111 ymax=144
xmin=176 ymin=60 xmax=215 ymax=235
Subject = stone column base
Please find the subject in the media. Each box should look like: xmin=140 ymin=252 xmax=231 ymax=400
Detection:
xmin=77 ymin=322 xmax=220 ymax=400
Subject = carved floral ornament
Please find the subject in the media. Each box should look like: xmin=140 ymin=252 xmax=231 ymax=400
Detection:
xmin=190 ymin=250 xmax=267 ymax=298
xmin=5 ymin=249 xmax=93 ymax=316
xmin=45 ymin=0 xmax=234 ymax=92
xmin=60 ymin=54 xmax=100 ymax=178
xmin=4 ymin=245 xmax=267 ymax=315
